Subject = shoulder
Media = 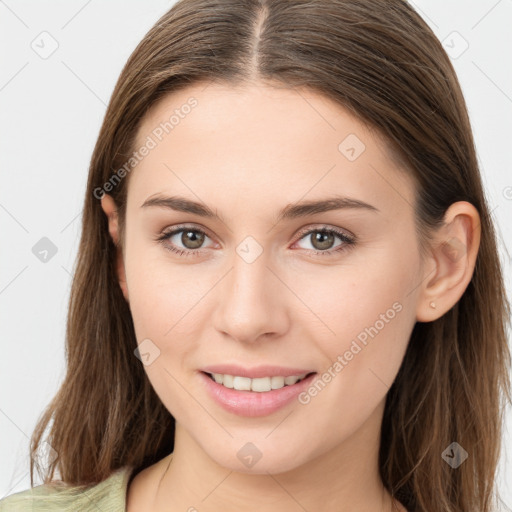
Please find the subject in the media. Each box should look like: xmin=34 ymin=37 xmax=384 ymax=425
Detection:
xmin=0 ymin=466 xmax=134 ymax=511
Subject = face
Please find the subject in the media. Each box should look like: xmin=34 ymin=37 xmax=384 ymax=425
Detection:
xmin=107 ymin=81 xmax=424 ymax=474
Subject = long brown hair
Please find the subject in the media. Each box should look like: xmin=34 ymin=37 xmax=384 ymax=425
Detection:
xmin=28 ymin=1 xmax=511 ymax=510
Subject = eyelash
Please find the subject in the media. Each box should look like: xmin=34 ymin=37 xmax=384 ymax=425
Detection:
xmin=155 ymin=224 xmax=355 ymax=258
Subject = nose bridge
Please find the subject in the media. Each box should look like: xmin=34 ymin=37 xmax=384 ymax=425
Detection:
xmin=230 ymin=246 xmax=269 ymax=301
xmin=213 ymin=239 xmax=288 ymax=342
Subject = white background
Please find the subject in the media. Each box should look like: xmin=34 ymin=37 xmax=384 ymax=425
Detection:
xmin=1 ymin=0 xmax=511 ymax=507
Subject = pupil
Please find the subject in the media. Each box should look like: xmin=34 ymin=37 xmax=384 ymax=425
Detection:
xmin=182 ymin=230 xmax=204 ymax=249
xmin=312 ymin=231 xmax=334 ymax=250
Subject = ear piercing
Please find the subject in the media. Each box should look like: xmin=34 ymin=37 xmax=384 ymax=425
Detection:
xmin=429 ymin=301 xmax=436 ymax=309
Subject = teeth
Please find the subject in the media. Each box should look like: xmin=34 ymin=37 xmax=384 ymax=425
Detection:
xmin=233 ymin=376 xmax=251 ymax=391
xmin=209 ymin=373 xmax=309 ymax=392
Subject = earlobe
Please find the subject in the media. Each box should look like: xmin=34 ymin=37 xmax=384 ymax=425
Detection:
xmin=100 ymin=194 xmax=129 ymax=303
xmin=416 ymin=201 xmax=481 ymax=322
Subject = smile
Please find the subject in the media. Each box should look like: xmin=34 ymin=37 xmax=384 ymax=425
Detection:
xmin=199 ymin=370 xmax=318 ymax=417
xmin=206 ymin=372 xmax=313 ymax=392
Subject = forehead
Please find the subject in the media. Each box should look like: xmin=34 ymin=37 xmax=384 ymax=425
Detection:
xmin=136 ymin=81 xmax=373 ymax=151
xmin=128 ymin=81 xmax=415 ymax=217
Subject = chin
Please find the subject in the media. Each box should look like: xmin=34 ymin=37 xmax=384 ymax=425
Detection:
xmin=202 ymin=438 xmax=310 ymax=475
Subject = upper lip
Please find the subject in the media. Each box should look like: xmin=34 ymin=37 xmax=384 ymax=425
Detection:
xmin=200 ymin=364 xmax=316 ymax=379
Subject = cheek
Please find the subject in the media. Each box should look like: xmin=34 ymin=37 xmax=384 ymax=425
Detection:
xmin=298 ymin=243 xmax=419 ymax=402
xmin=289 ymin=250 xmax=418 ymax=450
xmin=123 ymin=231 xmax=207 ymax=338
xmin=123 ymin=243 xmax=227 ymax=416
xmin=123 ymin=247 xmax=211 ymax=417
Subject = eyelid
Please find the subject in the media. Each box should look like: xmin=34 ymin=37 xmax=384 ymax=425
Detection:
xmin=157 ymin=223 xmax=217 ymax=249
xmin=160 ymin=223 xmax=216 ymax=242
xmin=156 ymin=222 xmax=356 ymax=256
xmin=294 ymin=223 xmax=355 ymax=242
xmin=159 ymin=222 xmax=354 ymax=242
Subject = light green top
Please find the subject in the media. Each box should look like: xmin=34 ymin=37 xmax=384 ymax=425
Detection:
xmin=0 ymin=466 xmax=135 ymax=511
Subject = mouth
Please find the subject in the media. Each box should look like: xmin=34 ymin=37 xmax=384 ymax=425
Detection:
xmin=199 ymin=369 xmax=318 ymax=417
xmin=202 ymin=371 xmax=316 ymax=392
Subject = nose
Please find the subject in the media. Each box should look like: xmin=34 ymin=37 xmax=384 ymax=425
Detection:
xmin=212 ymin=248 xmax=290 ymax=344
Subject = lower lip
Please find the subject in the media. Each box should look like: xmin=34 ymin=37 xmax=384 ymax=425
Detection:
xmin=198 ymin=371 xmax=317 ymax=417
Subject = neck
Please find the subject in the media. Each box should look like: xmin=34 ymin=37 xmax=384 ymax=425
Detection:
xmin=146 ymin=400 xmax=403 ymax=512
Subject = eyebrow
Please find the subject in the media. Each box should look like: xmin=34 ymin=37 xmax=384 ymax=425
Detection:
xmin=140 ymin=194 xmax=379 ymax=223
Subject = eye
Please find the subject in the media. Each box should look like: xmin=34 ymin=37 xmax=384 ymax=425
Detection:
xmin=156 ymin=225 xmax=215 ymax=257
xmin=155 ymin=224 xmax=355 ymax=257
xmin=293 ymin=226 xmax=355 ymax=256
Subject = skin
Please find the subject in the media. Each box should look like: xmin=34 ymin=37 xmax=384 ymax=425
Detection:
xmin=101 ymin=81 xmax=480 ymax=512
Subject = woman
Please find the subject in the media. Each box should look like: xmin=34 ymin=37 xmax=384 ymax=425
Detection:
xmin=1 ymin=0 xmax=510 ymax=511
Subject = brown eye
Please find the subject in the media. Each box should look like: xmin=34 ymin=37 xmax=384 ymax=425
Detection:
xmin=179 ymin=229 xmax=205 ymax=249
xmin=157 ymin=226 xmax=214 ymax=256
xmin=294 ymin=227 xmax=355 ymax=257
xmin=157 ymin=225 xmax=354 ymax=258
xmin=309 ymin=231 xmax=336 ymax=251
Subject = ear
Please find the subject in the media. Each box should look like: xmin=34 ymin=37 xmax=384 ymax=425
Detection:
xmin=100 ymin=194 xmax=129 ymax=303
xmin=416 ymin=201 xmax=481 ymax=322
